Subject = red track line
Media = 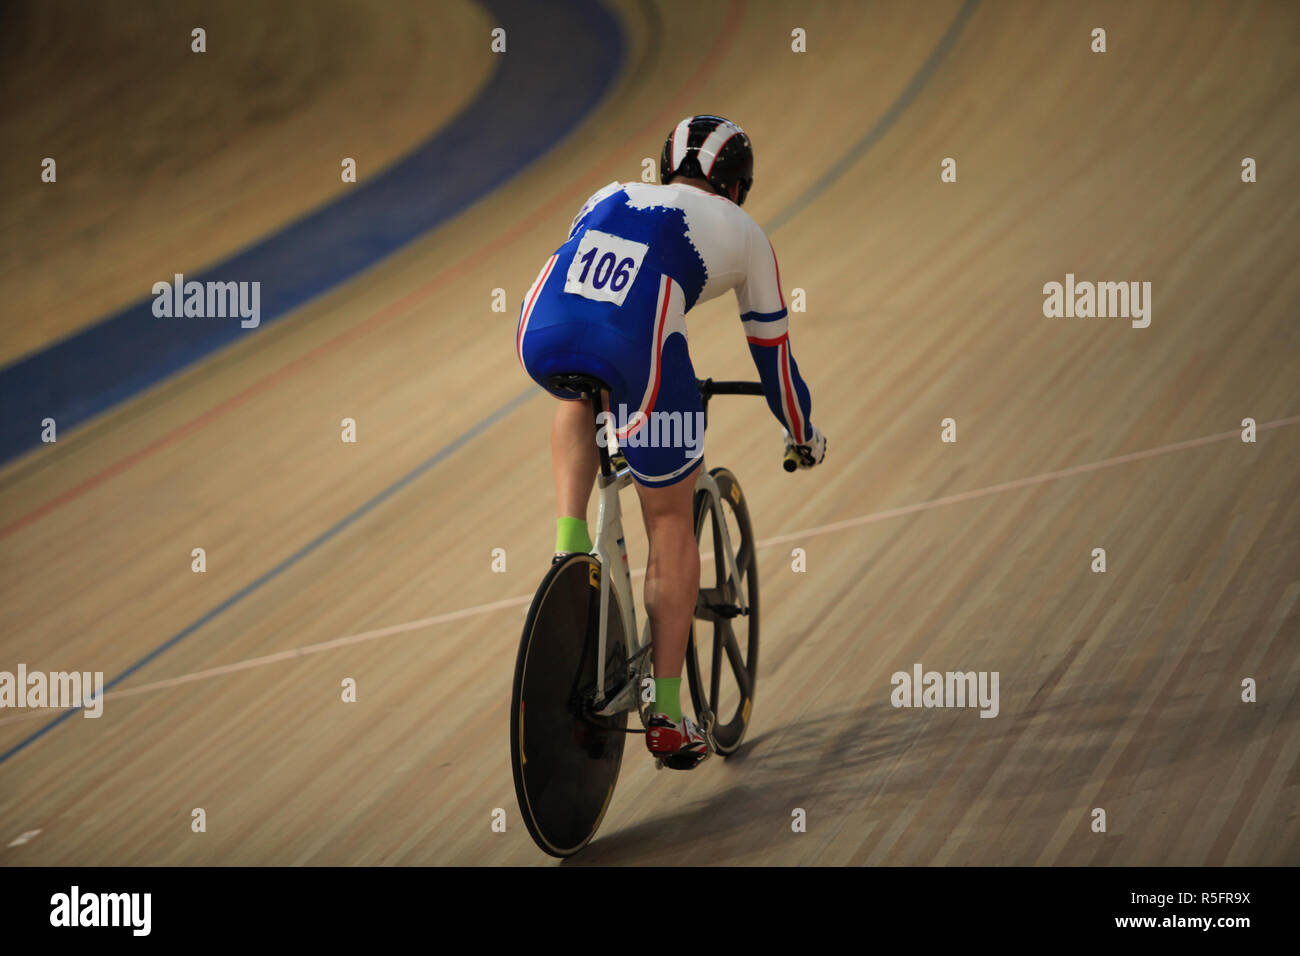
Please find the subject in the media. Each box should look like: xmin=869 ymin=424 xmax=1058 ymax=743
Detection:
xmin=0 ymin=0 xmax=746 ymax=542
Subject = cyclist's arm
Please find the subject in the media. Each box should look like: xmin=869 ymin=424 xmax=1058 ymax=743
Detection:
xmin=735 ymin=231 xmax=814 ymax=443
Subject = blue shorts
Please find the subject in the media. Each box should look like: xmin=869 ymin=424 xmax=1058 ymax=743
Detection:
xmin=517 ymin=259 xmax=703 ymax=487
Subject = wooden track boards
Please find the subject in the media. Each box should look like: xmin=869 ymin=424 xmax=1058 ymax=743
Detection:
xmin=1 ymin=0 xmax=1296 ymax=865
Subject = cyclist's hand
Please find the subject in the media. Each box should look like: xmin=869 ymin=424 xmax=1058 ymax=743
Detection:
xmin=782 ymin=425 xmax=827 ymax=471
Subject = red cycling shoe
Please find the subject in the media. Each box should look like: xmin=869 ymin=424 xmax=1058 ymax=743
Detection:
xmin=645 ymin=712 xmax=710 ymax=769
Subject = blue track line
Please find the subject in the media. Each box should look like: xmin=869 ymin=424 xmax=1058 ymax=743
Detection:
xmin=0 ymin=0 xmax=623 ymax=465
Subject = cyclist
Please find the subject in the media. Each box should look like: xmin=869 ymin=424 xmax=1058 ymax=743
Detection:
xmin=517 ymin=115 xmax=826 ymax=768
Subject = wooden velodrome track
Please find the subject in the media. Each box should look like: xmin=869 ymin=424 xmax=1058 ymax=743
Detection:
xmin=1 ymin=0 xmax=1297 ymax=866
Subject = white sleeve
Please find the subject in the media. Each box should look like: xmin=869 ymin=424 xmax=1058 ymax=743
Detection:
xmin=734 ymin=217 xmax=787 ymax=320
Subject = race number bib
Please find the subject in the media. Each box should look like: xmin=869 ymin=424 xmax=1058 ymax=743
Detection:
xmin=563 ymin=230 xmax=648 ymax=307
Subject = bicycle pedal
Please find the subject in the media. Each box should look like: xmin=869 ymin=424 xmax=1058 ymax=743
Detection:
xmin=660 ymin=752 xmax=708 ymax=771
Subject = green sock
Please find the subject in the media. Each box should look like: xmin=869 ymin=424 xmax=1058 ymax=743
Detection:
xmin=555 ymin=516 xmax=592 ymax=554
xmin=653 ymin=677 xmax=682 ymax=722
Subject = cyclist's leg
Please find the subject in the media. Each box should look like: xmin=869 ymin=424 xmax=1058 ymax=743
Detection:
xmin=620 ymin=324 xmax=710 ymax=759
xmin=617 ymin=323 xmax=705 ymax=683
xmin=551 ymin=394 xmax=600 ymax=523
xmin=519 ymin=308 xmax=627 ymax=554
xmin=633 ymin=468 xmax=700 ymax=680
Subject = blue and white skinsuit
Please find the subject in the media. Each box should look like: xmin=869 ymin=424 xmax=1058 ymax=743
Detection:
xmin=517 ymin=180 xmax=814 ymax=486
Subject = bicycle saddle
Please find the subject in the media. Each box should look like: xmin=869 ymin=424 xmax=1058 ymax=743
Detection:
xmin=545 ymin=373 xmax=611 ymax=397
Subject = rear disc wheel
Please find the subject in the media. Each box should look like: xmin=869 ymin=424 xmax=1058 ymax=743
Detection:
xmin=510 ymin=554 xmax=628 ymax=856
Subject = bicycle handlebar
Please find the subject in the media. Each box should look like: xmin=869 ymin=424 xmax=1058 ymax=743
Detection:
xmin=696 ymin=378 xmax=765 ymax=397
xmin=696 ymin=378 xmax=804 ymax=473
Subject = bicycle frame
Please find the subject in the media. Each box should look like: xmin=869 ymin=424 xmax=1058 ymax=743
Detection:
xmin=587 ymin=453 xmax=643 ymax=716
xmin=589 ymin=399 xmax=750 ymax=719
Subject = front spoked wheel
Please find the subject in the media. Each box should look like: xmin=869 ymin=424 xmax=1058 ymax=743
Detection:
xmin=686 ymin=467 xmax=759 ymax=755
xmin=510 ymin=554 xmax=628 ymax=857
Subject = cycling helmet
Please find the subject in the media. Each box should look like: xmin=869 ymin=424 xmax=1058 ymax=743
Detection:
xmin=660 ymin=114 xmax=754 ymax=205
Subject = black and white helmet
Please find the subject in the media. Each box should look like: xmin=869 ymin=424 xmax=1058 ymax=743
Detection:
xmin=659 ymin=114 xmax=754 ymax=205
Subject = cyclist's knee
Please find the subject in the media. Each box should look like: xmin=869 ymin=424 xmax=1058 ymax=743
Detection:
xmin=635 ymin=476 xmax=695 ymax=532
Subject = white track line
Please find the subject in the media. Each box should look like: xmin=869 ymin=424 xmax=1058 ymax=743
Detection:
xmin=1 ymin=415 xmax=1293 ymax=725
xmin=760 ymin=416 xmax=1297 ymax=546
xmin=0 ymin=595 xmax=532 ymax=726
